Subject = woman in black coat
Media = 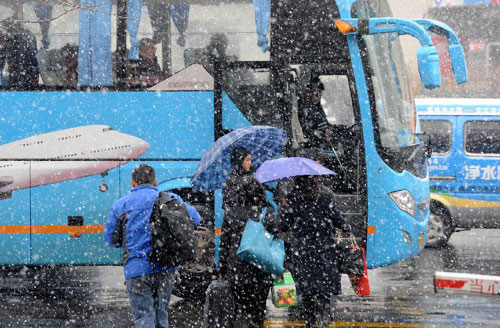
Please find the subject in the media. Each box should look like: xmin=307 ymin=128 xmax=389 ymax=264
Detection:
xmin=280 ymin=175 xmax=351 ymax=328
xmin=219 ymin=146 xmax=273 ymax=328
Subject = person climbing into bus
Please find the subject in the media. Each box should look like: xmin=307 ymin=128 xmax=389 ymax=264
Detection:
xmin=103 ymin=164 xmax=201 ymax=328
xmin=298 ymin=77 xmax=335 ymax=150
xmin=279 ymin=174 xmax=351 ymax=328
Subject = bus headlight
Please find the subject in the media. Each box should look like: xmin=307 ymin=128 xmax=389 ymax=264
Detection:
xmin=389 ymin=190 xmax=416 ymax=218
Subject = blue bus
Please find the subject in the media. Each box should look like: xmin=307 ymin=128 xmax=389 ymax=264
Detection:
xmin=416 ymin=98 xmax=500 ymax=247
xmin=0 ymin=0 xmax=466 ymax=296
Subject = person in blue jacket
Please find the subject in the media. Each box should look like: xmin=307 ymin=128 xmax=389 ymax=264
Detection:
xmin=103 ymin=164 xmax=201 ymax=328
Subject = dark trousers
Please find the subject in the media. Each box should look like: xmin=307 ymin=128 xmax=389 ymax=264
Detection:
xmin=232 ymin=282 xmax=271 ymax=328
xmin=302 ymin=294 xmax=338 ymax=328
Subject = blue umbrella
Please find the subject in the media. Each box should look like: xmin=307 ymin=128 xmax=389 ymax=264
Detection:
xmin=191 ymin=126 xmax=287 ymax=191
xmin=254 ymin=157 xmax=336 ymax=184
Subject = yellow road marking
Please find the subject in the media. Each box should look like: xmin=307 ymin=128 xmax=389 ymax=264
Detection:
xmin=263 ymin=322 xmax=490 ymax=328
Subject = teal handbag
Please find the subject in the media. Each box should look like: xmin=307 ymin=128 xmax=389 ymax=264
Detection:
xmin=236 ymin=208 xmax=285 ymax=277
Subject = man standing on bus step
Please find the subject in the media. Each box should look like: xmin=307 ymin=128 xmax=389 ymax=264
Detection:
xmin=103 ymin=164 xmax=201 ymax=328
xmin=299 ymin=78 xmax=335 ymax=150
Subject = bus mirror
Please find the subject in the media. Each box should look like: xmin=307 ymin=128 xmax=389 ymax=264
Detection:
xmin=416 ymin=133 xmax=432 ymax=158
xmin=449 ymin=44 xmax=468 ymax=85
xmin=417 ymin=47 xmax=441 ymax=89
xmin=340 ymin=18 xmax=442 ymax=89
xmin=413 ymin=19 xmax=468 ymax=85
xmin=427 ymin=141 xmax=433 ymax=159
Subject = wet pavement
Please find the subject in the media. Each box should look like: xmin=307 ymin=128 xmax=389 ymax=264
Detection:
xmin=0 ymin=229 xmax=498 ymax=327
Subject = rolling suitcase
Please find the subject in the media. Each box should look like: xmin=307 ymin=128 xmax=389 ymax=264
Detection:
xmin=203 ymin=279 xmax=235 ymax=328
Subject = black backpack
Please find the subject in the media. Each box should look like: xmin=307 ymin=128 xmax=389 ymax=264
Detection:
xmin=149 ymin=192 xmax=197 ymax=268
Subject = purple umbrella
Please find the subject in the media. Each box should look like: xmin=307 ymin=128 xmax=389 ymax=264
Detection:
xmin=254 ymin=157 xmax=336 ymax=184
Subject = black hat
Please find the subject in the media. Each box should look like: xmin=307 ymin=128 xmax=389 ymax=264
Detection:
xmin=308 ymin=77 xmax=324 ymax=91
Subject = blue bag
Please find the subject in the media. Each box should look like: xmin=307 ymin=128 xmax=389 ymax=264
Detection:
xmin=236 ymin=208 xmax=285 ymax=277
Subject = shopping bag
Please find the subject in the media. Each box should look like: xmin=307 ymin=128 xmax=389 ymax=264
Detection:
xmin=337 ymin=234 xmax=365 ymax=276
xmin=348 ymin=246 xmax=370 ymax=296
xmin=203 ymin=278 xmax=235 ymax=328
xmin=236 ymin=208 xmax=285 ymax=277
xmin=272 ymin=272 xmax=297 ymax=308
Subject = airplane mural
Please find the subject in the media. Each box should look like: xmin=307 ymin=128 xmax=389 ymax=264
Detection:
xmin=0 ymin=125 xmax=149 ymax=199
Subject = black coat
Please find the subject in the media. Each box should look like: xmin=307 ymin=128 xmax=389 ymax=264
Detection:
xmin=219 ymin=172 xmax=273 ymax=286
xmin=299 ymin=102 xmax=332 ymax=149
xmin=280 ymin=189 xmax=348 ymax=296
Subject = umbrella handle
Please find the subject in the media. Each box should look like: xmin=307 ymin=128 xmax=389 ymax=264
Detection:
xmin=258 ymin=206 xmax=268 ymax=224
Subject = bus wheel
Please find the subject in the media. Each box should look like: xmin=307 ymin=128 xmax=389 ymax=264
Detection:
xmin=426 ymin=202 xmax=454 ymax=248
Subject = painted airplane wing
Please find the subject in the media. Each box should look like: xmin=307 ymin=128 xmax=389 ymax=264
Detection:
xmin=0 ymin=176 xmax=13 ymax=188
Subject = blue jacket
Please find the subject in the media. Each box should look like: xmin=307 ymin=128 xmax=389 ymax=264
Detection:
xmin=103 ymin=184 xmax=201 ymax=279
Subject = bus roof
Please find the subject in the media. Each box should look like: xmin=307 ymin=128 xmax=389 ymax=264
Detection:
xmin=415 ymin=98 xmax=500 ymax=116
xmin=0 ymin=0 xmax=251 ymax=5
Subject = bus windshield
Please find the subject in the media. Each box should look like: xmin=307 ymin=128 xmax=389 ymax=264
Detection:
xmin=355 ymin=0 xmax=417 ymax=149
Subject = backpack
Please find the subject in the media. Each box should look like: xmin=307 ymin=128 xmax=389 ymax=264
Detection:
xmin=203 ymin=279 xmax=235 ymax=328
xmin=149 ymin=192 xmax=197 ymax=268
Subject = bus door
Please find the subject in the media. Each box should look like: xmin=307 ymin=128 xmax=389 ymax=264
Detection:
xmin=215 ymin=61 xmax=368 ymax=245
xmin=305 ymin=70 xmax=367 ymax=238
xmin=420 ymin=116 xmax=456 ymax=193
xmin=0 ymin=163 xmax=31 ymax=265
xmin=455 ymin=116 xmax=500 ymax=228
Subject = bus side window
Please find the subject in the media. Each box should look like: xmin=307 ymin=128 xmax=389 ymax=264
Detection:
xmin=420 ymin=120 xmax=452 ymax=156
xmin=464 ymin=121 xmax=500 ymax=155
xmin=321 ymin=75 xmax=355 ymax=127
xmin=0 ymin=22 xmax=39 ymax=90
